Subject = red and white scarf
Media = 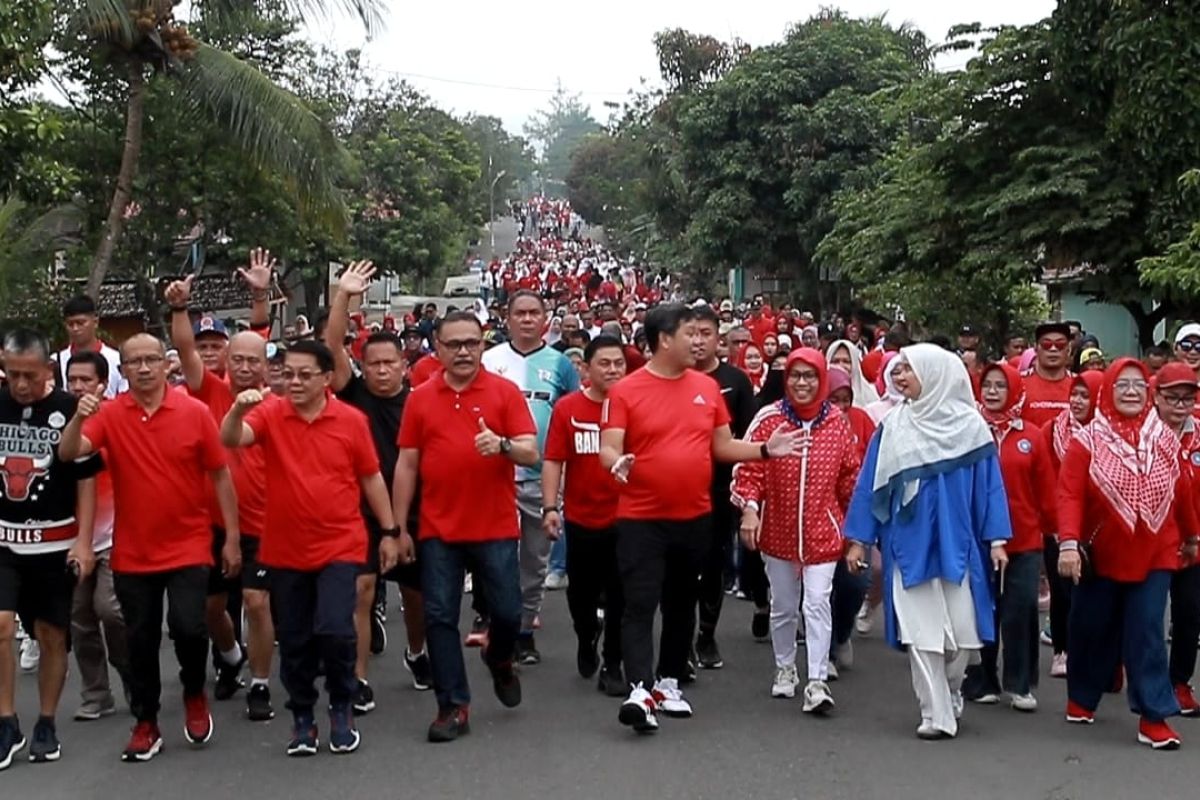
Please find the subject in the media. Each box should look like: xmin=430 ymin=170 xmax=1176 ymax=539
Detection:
xmin=1078 ymin=409 xmax=1179 ymax=536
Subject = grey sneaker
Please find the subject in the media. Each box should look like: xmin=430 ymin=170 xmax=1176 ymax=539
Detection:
xmin=74 ymin=697 xmax=117 ymax=721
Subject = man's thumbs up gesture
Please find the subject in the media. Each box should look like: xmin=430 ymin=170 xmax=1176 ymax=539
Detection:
xmin=475 ymin=417 xmax=503 ymax=457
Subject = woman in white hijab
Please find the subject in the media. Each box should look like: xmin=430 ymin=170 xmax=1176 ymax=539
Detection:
xmin=843 ymin=344 xmax=1012 ymax=740
xmin=826 ymin=339 xmax=880 ymax=409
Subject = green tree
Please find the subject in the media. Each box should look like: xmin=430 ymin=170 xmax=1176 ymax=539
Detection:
xmin=524 ymin=84 xmax=601 ymax=192
xmin=461 ymin=114 xmax=536 ymax=221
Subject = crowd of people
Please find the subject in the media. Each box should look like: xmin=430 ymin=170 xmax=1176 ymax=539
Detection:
xmin=3 ymin=201 xmax=1200 ymax=772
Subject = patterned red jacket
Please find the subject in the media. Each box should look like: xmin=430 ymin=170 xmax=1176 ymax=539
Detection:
xmin=730 ymin=403 xmax=862 ymax=564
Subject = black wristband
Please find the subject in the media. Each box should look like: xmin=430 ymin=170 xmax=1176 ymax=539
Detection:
xmin=380 ymin=528 xmax=400 ymax=538
xmin=541 ymin=506 xmax=558 ymax=515
xmin=760 ymin=442 xmax=770 ymax=460
xmin=170 ymin=305 xmax=189 ymax=313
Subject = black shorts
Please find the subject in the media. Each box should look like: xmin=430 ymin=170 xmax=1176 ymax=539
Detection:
xmin=0 ymin=547 xmax=73 ymax=631
xmin=208 ymin=528 xmax=269 ymax=595
xmin=364 ymin=520 xmax=421 ymax=591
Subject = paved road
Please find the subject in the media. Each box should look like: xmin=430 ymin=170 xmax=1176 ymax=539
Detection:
xmin=6 ymin=589 xmax=1200 ymax=799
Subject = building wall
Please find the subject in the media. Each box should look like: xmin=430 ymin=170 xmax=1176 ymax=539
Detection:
xmin=1056 ymin=288 xmax=1143 ymax=356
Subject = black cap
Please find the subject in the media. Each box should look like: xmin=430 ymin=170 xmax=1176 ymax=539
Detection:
xmin=819 ymin=322 xmax=840 ymax=338
xmin=401 ymin=324 xmax=422 ymax=337
xmin=1034 ymin=321 xmax=1072 ymax=341
xmin=959 ymin=324 xmax=978 ymax=337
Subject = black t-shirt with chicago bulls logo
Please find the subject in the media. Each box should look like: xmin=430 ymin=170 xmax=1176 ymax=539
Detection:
xmin=0 ymin=387 xmax=102 ymax=554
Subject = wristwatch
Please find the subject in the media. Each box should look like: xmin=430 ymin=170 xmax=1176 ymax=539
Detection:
xmin=541 ymin=506 xmax=558 ymax=516
xmin=500 ymin=437 xmax=512 ymax=454
xmin=380 ymin=528 xmax=401 ymax=539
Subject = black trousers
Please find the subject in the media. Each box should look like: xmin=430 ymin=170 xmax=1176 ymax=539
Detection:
xmin=565 ymin=521 xmax=623 ymax=667
xmin=616 ymin=516 xmax=709 ymax=689
xmin=739 ymin=545 xmax=769 ymax=608
xmin=114 ymin=567 xmax=209 ymax=723
xmin=1170 ymin=563 xmax=1200 ymax=686
xmin=271 ymin=563 xmax=358 ymax=713
xmin=697 ymin=495 xmax=734 ymax=638
xmin=1043 ymin=536 xmax=1072 ymax=654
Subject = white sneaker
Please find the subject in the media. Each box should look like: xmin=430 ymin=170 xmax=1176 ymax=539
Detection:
xmin=544 ymin=571 xmax=569 ymax=591
xmin=618 ymin=683 xmax=659 ymax=733
xmin=1011 ymin=693 xmax=1038 ymax=712
xmin=771 ymin=665 xmax=799 ymax=698
xmin=1050 ymin=652 xmax=1068 ymax=678
xmin=651 ymin=677 xmax=693 ymax=718
xmin=19 ymin=638 xmax=40 ymax=672
xmin=463 ymin=574 xmax=473 ymax=594
xmin=855 ymin=602 xmax=873 ymax=635
xmin=802 ymin=680 xmax=835 ymax=714
xmin=952 ymin=690 xmax=964 ymax=719
xmin=826 ymin=659 xmax=839 ymax=681
xmin=833 ymin=640 xmax=853 ymax=670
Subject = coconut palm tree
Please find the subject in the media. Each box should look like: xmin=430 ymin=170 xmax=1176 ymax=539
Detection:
xmin=77 ymin=0 xmax=385 ymax=296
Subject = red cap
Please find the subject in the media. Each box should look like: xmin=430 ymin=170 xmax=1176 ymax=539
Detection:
xmin=1155 ymin=362 xmax=1199 ymax=390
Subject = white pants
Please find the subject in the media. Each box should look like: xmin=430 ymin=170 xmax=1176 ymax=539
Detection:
xmin=764 ymin=556 xmax=836 ymax=680
xmin=909 ymin=648 xmax=969 ymax=736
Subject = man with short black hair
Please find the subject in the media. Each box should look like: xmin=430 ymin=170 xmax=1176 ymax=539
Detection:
xmin=600 ymin=304 xmax=806 ymax=734
xmin=1022 ymin=322 xmax=1074 ymax=427
xmin=0 ymin=329 xmax=101 ymax=768
xmin=53 ymin=295 xmax=125 ymax=397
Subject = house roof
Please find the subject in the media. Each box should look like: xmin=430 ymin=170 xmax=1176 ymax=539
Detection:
xmin=80 ymin=276 xmax=284 ymax=319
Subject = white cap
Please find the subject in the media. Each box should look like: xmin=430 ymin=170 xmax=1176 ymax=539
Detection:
xmin=1176 ymin=323 xmax=1200 ymax=345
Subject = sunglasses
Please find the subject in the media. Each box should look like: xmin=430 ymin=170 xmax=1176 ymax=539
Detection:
xmin=1178 ymin=340 xmax=1200 ymax=352
xmin=1038 ymin=339 xmax=1069 ymax=351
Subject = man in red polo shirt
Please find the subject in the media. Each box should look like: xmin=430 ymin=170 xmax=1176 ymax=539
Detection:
xmin=59 ymin=333 xmax=240 ymax=763
xmin=165 ymin=255 xmax=275 ymax=721
xmin=1021 ymin=322 xmax=1075 ymax=428
xmin=394 ymin=311 xmax=537 ymax=743
xmin=542 ymin=334 xmax=627 ymax=696
xmin=599 ymin=303 xmax=804 ymax=735
xmin=221 ymin=340 xmax=409 ymax=757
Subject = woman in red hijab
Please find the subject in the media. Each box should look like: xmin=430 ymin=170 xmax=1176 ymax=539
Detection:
xmin=732 ymin=342 xmax=768 ymax=394
xmin=1041 ymin=370 xmax=1103 ymax=677
xmin=827 ymin=367 xmax=876 ymax=461
xmin=1057 ymin=358 xmax=1198 ymax=749
xmin=962 ymin=362 xmax=1057 ymax=712
xmin=731 ymin=349 xmax=861 ymax=714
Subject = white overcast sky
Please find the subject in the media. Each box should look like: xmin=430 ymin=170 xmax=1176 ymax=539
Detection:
xmin=308 ymin=0 xmax=1058 ymax=133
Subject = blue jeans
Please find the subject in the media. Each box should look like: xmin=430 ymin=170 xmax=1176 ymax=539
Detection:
xmin=271 ymin=562 xmax=358 ymax=713
xmin=1068 ymin=570 xmax=1179 ymax=721
xmin=549 ymin=532 xmax=567 ymax=575
xmin=421 ymin=537 xmax=521 ymax=712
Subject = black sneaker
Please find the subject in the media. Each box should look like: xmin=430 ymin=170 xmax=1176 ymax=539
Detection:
xmin=696 ymin=634 xmax=724 ymax=670
xmin=680 ymin=646 xmax=697 ymax=685
xmin=370 ymin=602 xmax=387 ymax=656
xmin=491 ymin=661 xmax=522 ymax=708
xmin=28 ymin=717 xmax=60 ymax=763
xmin=751 ymin=610 xmax=770 ymax=641
xmin=427 ymin=706 xmax=470 ymax=743
xmin=286 ymin=711 xmax=319 ymax=757
xmin=246 ymin=683 xmax=274 ymax=721
xmin=0 ymin=716 xmax=25 ymax=770
xmin=404 ymin=649 xmax=433 ymax=691
xmin=516 ymin=635 xmax=541 ymax=666
xmin=214 ymin=647 xmax=246 ymax=701
xmin=352 ymin=680 xmax=375 ymax=716
xmin=577 ymin=625 xmax=602 ymax=679
xmin=597 ymin=663 xmax=627 ymax=697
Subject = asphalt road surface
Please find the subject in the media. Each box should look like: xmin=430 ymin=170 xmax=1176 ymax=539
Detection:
xmin=6 ymin=589 xmax=1200 ymax=799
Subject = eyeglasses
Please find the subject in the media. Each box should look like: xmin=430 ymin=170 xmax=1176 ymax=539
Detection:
xmin=1038 ymin=339 xmax=1069 ymax=351
xmin=787 ymin=371 xmax=820 ymax=383
xmin=122 ymin=356 xmax=165 ymax=368
xmin=1178 ymin=340 xmax=1200 ymax=352
xmin=1159 ymin=393 xmax=1196 ymax=408
xmin=1114 ymin=379 xmax=1149 ymax=393
xmin=281 ymin=369 xmax=326 ymax=382
xmin=438 ymin=338 xmax=482 ymax=352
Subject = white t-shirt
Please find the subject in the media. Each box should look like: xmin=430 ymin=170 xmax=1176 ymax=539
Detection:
xmin=53 ymin=343 xmax=127 ymax=398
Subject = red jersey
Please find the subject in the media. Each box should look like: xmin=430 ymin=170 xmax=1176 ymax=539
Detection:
xmin=995 ymin=422 xmax=1058 ymax=552
xmin=409 ymin=353 xmax=442 ymax=387
xmin=244 ymin=394 xmax=378 ymax=570
xmin=601 ymin=367 xmax=731 ymax=521
xmin=190 ymin=370 xmax=268 ymax=536
xmin=544 ymin=391 xmax=620 ymax=530
xmin=1022 ymin=371 xmax=1073 ymax=428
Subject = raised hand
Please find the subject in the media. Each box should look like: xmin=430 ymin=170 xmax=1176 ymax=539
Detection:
xmin=475 ymin=418 xmax=502 ymax=457
xmin=234 ymin=387 xmax=269 ymax=411
xmin=164 ymin=274 xmax=195 ymax=307
xmin=238 ymin=247 xmax=277 ymax=292
xmin=337 ymin=260 xmax=376 ymax=296
xmin=76 ymin=388 xmax=103 ymax=419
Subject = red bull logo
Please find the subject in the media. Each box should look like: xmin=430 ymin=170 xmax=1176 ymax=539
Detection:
xmin=0 ymin=453 xmax=52 ymax=501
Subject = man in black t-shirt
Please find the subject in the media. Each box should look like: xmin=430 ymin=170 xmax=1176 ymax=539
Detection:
xmin=690 ymin=307 xmax=756 ymax=673
xmin=327 ymin=262 xmax=432 ymax=713
xmin=1 ymin=329 xmax=102 ymax=769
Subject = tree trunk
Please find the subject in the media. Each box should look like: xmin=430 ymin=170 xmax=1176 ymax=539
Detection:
xmin=87 ymin=60 xmax=146 ymax=299
xmin=1121 ymin=298 xmax=1173 ymax=351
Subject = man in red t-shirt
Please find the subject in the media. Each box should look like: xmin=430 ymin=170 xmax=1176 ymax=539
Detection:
xmin=599 ymin=303 xmax=805 ymax=734
xmin=1021 ymin=322 xmax=1074 ymax=428
xmin=222 ymin=340 xmax=408 ymax=757
xmin=393 ymin=311 xmax=537 ymax=744
xmin=542 ymin=334 xmax=628 ymax=696
xmin=60 ymin=333 xmax=241 ymax=763
xmin=165 ymin=257 xmax=275 ymax=721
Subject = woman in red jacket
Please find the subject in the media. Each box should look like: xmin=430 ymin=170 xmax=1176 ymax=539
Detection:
xmin=1041 ymin=371 xmax=1103 ymax=678
xmin=731 ymin=348 xmax=861 ymax=714
xmin=1057 ymin=358 xmax=1197 ymax=749
xmin=964 ymin=362 xmax=1057 ymax=711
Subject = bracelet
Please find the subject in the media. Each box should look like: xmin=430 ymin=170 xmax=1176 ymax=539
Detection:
xmin=541 ymin=506 xmax=558 ymax=516
xmin=380 ymin=528 xmax=401 ymax=538
xmin=170 ymin=305 xmax=189 ymax=313
xmin=759 ymin=442 xmax=770 ymax=460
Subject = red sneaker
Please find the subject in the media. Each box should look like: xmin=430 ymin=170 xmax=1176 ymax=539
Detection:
xmin=1065 ymin=700 xmax=1095 ymax=724
xmin=1176 ymin=684 xmax=1200 ymax=717
xmin=122 ymin=721 xmax=163 ymax=762
xmin=183 ymin=693 xmax=213 ymax=744
xmin=1138 ymin=718 xmax=1182 ymax=750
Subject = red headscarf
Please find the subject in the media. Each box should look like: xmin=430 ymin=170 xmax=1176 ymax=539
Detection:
xmin=978 ymin=362 xmax=1025 ymax=444
xmin=783 ymin=347 xmax=828 ymax=419
xmin=1052 ymin=371 xmax=1104 ymax=461
xmin=1079 ymin=358 xmax=1179 ymax=536
xmin=733 ymin=342 xmax=767 ymax=390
